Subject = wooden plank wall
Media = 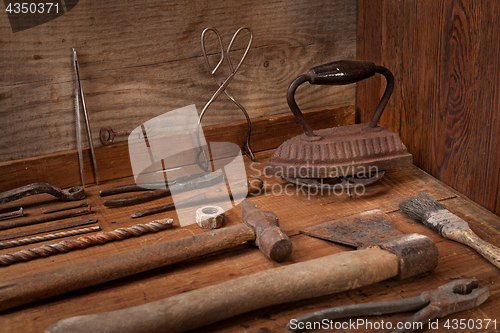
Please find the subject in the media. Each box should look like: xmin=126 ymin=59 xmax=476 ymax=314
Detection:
xmin=0 ymin=0 xmax=356 ymax=163
xmin=357 ymin=0 xmax=500 ymax=215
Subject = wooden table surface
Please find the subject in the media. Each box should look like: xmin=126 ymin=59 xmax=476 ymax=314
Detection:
xmin=1 ymin=149 xmax=500 ymax=332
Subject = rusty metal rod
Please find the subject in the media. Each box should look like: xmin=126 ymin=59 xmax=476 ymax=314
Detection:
xmin=43 ymin=201 xmax=87 ymax=214
xmin=0 ymin=218 xmax=174 ymax=266
xmin=0 ymin=205 xmax=92 ymax=231
xmin=0 ymin=217 xmax=98 ymax=242
xmin=99 ymin=184 xmax=166 ymax=197
xmin=104 ymin=189 xmax=171 ymax=207
xmin=0 ymin=182 xmax=85 ymax=205
xmin=0 ymin=226 xmax=101 ymax=250
xmin=0 ymin=207 xmax=24 ymax=221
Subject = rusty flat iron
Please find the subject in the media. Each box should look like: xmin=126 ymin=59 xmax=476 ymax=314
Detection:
xmin=266 ymin=60 xmax=412 ymax=191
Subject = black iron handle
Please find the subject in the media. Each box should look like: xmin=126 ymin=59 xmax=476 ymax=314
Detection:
xmin=287 ymin=60 xmax=394 ymax=136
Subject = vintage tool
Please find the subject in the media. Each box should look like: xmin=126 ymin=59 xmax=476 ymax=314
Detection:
xmin=72 ymin=47 xmax=99 ymax=186
xmin=99 ymin=126 xmax=131 ymax=145
xmin=287 ymin=279 xmax=488 ymax=333
xmin=0 ymin=207 xmax=23 ymax=221
xmin=399 ymin=191 xmax=500 ymax=270
xmin=0 ymin=218 xmax=173 ymax=266
xmin=266 ymin=60 xmax=412 ymax=190
xmin=99 ymin=183 xmax=164 ymax=197
xmin=43 ymin=201 xmax=87 ymax=214
xmin=44 ymin=210 xmax=437 ymax=333
xmin=197 ymin=27 xmax=255 ymax=169
xmin=0 ymin=217 xmax=97 ymax=242
xmin=0 ymin=199 xmax=290 ymax=311
xmin=0 ymin=226 xmax=101 ymax=250
xmin=101 ymin=172 xmax=223 ymax=207
xmin=0 ymin=205 xmax=92 ymax=231
xmin=130 ymin=177 xmax=262 ymax=218
xmin=0 ymin=182 xmax=85 ymax=205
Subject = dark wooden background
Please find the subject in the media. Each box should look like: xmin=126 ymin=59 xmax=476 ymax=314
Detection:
xmin=357 ymin=0 xmax=500 ymax=215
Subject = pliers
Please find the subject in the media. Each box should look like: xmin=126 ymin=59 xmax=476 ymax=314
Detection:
xmin=100 ymin=172 xmax=224 ymax=207
xmin=287 ymin=279 xmax=489 ymax=333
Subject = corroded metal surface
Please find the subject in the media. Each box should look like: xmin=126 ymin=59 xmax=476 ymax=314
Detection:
xmin=266 ymin=123 xmax=413 ymax=178
xmin=375 ymin=234 xmax=438 ymax=280
xmin=43 ymin=202 xmax=87 ymax=214
xmin=300 ymin=209 xmax=402 ymax=247
xmin=0 ymin=207 xmax=24 ymax=221
xmin=287 ymin=279 xmax=489 ymax=333
xmin=400 ymin=192 xmax=500 ymax=270
xmin=0 ymin=217 xmax=98 ymax=241
xmin=0 ymin=183 xmax=85 ymax=205
xmin=130 ymin=178 xmax=263 ymax=218
xmin=242 ymin=199 xmax=292 ymax=262
xmin=266 ymin=60 xmax=412 ymax=181
xmin=0 ymin=205 xmax=92 ymax=231
xmin=300 ymin=210 xmax=439 ymax=279
xmin=99 ymin=126 xmax=131 ymax=146
xmin=0 ymin=226 xmax=101 ymax=250
xmin=102 ymin=172 xmax=223 ymax=207
xmin=0 ymin=219 xmax=174 ymax=266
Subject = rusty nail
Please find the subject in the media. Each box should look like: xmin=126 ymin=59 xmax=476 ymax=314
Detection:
xmin=43 ymin=201 xmax=87 ymax=214
xmin=0 ymin=205 xmax=92 ymax=231
xmin=0 ymin=208 xmax=24 ymax=221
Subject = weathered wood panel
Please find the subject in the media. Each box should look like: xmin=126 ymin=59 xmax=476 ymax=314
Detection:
xmin=0 ymin=0 xmax=357 ymax=162
xmin=0 ymin=105 xmax=355 ymax=192
xmin=357 ymin=0 xmax=500 ymax=215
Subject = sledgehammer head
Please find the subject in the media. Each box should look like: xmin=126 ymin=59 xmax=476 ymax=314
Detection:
xmin=242 ymin=199 xmax=293 ymax=262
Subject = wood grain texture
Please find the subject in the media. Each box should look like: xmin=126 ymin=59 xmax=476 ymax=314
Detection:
xmin=1 ymin=152 xmax=500 ymax=332
xmin=0 ymin=0 xmax=356 ymax=162
xmin=0 ymin=105 xmax=355 ymax=193
xmin=357 ymin=0 xmax=500 ymax=215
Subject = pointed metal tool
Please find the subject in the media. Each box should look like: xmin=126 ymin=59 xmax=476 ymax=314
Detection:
xmin=72 ymin=48 xmax=99 ymax=186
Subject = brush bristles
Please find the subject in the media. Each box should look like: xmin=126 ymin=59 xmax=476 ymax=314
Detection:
xmin=399 ymin=192 xmax=446 ymax=223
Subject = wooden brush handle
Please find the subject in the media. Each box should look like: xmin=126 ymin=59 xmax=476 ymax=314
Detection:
xmin=45 ymin=248 xmax=399 ymax=333
xmin=446 ymin=228 xmax=500 ymax=270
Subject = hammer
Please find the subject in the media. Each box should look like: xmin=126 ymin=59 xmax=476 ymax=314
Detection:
xmin=0 ymin=199 xmax=292 ymax=312
xmin=45 ymin=210 xmax=438 ymax=333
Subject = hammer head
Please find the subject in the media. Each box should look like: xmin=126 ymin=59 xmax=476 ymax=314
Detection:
xmin=242 ymin=199 xmax=293 ymax=262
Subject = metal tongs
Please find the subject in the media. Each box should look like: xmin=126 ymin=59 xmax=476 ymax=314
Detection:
xmin=287 ymin=279 xmax=489 ymax=333
xmin=196 ymin=27 xmax=255 ymax=171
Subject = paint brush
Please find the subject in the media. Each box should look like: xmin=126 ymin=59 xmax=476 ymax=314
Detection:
xmin=399 ymin=191 xmax=500 ymax=270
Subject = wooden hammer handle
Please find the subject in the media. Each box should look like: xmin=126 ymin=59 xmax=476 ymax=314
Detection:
xmin=0 ymin=224 xmax=256 ymax=312
xmin=45 ymin=248 xmax=399 ymax=333
xmin=448 ymin=228 xmax=500 ymax=269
